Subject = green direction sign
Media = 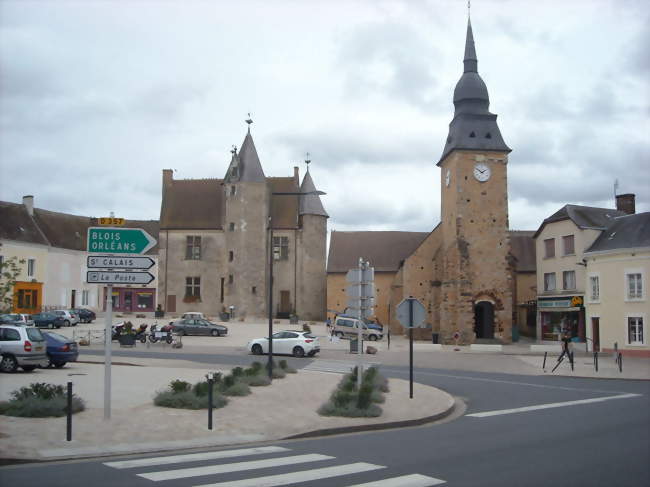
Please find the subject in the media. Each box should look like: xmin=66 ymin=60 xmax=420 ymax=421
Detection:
xmin=87 ymin=227 xmax=156 ymax=255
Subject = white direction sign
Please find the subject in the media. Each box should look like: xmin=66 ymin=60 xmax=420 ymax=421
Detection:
xmin=396 ymin=297 xmax=427 ymax=328
xmin=87 ymin=271 xmax=154 ymax=285
xmin=87 ymin=255 xmax=155 ymax=270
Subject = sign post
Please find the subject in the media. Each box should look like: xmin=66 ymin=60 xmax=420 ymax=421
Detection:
xmin=396 ymin=297 xmax=426 ymax=399
xmin=346 ymin=259 xmax=374 ymax=387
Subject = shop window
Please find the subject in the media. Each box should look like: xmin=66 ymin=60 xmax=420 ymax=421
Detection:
xmin=628 ymin=317 xmax=644 ymax=345
xmin=563 ymin=271 xmax=576 ymax=290
xmin=185 ymin=236 xmax=202 ymax=260
xmin=137 ymin=292 xmax=154 ymax=309
xmin=626 ymin=272 xmax=643 ymax=300
xmin=562 ymin=235 xmax=575 ymax=255
xmin=589 ymin=276 xmax=599 ymax=302
xmin=544 ymin=238 xmax=555 ymax=258
xmin=185 ymin=277 xmax=201 ymax=298
xmin=27 ymin=258 xmax=35 ymax=277
xmin=544 ymin=272 xmax=556 ymax=291
xmin=273 ymin=236 xmax=289 ymax=260
xmin=16 ymin=289 xmax=38 ymax=309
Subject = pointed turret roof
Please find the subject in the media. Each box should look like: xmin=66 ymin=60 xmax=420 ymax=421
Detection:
xmin=237 ymin=131 xmax=266 ymax=183
xmin=299 ymin=169 xmax=328 ymax=217
xmin=438 ymin=19 xmax=510 ymax=165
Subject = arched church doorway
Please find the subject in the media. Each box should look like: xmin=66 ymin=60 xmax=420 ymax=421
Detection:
xmin=474 ymin=301 xmax=495 ymax=339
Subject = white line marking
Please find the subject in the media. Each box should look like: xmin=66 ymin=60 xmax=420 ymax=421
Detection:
xmin=193 ymin=462 xmax=385 ymax=487
xmin=346 ymin=473 xmax=446 ymax=486
xmin=137 ymin=454 xmax=333 ymax=481
xmin=103 ymin=446 xmax=290 ymax=469
xmin=467 ymin=393 xmax=641 ymax=418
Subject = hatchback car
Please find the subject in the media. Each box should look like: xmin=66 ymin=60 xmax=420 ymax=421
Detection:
xmin=247 ymin=330 xmax=320 ymax=358
xmin=31 ymin=312 xmax=65 ymax=329
xmin=0 ymin=325 xmax=49 ymax=372
xmin=0 ymin=314 xmax=24 ymax=325
xmin=71 ymin=308 xmax=96 ymax=323
xmin=52 ymin=310 xmax=78 ymax=327
xmin=170 ymin=318 xmax=228 ymax=337
xmin=42 ymin=331 xmax=79 ymax=368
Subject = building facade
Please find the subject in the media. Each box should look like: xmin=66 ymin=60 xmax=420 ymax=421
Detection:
xmin=158 ymin=127 xmax=328 ymax=321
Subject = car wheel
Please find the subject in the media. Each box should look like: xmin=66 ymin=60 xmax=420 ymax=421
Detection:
xmin=22 ymin=365 xmax=37 ymax=372
xmin=48 ymin=323 xmax=54 ymax=329
xmin=211 ymin=329 xmax=220 ymax=337
xmin=369 ymin=334 xmax=377 ymax=341
xmin=0 ymin=355 xmax=18 ymax=373
xmin=54 ymin=362 xmax=66 ymax=369
xmin=252 ymin=344 xmax=263 ymax=355
xmin=64 ymin=320 xmax=70 ymax=327
xmin=293 ymin=346 xmax=305 ymax=358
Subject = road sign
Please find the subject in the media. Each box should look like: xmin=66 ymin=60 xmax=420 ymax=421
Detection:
xmin=87 ymin=255 xmax=155 ymax=270
xmin=87 ymin=227 xmax=156 ymax=254
xmin=86 ymin=271 xmax=154 ymax=284
xmin=396 ymin=297 xmax=426 ymax=328
xmin=98 ymin=217 xmax=125 ymax=226
xmin=346 ymin=267 xmax=374 ymax=284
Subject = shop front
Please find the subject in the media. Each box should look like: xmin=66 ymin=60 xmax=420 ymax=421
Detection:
xmin=103 ymin=287 xmax=156 ymax=313
xmin=537 ymin=296 xmax=585 ymax=342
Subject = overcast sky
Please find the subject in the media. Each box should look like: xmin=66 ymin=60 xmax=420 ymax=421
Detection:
xmin=1 ymin=0 xmax=648 ymax=234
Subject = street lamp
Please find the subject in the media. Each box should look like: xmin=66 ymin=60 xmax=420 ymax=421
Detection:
xmin=267 ymin=189 xmax=326 ymax=380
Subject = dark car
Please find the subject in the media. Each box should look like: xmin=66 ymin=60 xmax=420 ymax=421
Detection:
xmin=42 ymin=331 xmax=79 ymax=368
xmin=0 ymin=314 xmax=23 ymax=325
xmin=70 ymin=308 xmax=96 ymax=323
xmin=31 ymin=312 xmax=65 ymax=329
xmin=170 ymin=318 xmax=228 ymax=337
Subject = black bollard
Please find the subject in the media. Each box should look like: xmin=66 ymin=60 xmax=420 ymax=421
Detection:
xmin=618 ymin=353 xmax=623 ymax=373
xmin=542 ymin=351 xmax=547 ymax=369
xmin=208 ymin=375 xmax=214 ymax=430
xmin=569 ymin=351 xmax=574 ymax=371
xmin=66 ymin=380 xmax=72 ymax=441
xmin=594 ymin=351 xmax=598 ymax=372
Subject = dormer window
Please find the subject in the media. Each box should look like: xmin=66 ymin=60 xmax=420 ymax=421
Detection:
xmin=469 ymin=131 xmax=476 ymax=138
xmin=230 ymin=185 xmax=236 ymax=196
xmin=485 ymin=132 xmax=492 ymax=139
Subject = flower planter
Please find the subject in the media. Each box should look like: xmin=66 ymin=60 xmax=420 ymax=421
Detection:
xmin=118 ymin=334 xmax=136 ymax=347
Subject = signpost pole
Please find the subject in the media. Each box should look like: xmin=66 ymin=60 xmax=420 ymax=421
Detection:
xmin=409 ymin=298 xmax=414 ymax=399
xmin=357 ymin=258 xmax=363 ymax=388
xmin=104 ymin=283 xmax=112 ymax=420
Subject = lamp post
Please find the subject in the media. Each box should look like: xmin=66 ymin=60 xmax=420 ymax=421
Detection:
xmin=267 ymin=189 xmax=326 ymax=380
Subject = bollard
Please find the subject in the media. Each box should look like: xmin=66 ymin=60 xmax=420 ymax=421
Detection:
xmin=66 ymin=380 xmax=72 ymax=441
xmin=207 ymin=375 xmax=214 ymax=430
xmin=594 ymin=351 xmax=598 ymax=372
xmin=542 ymin=351 xmax=547 ymax=369
xmin=618 ymin=353 xmax=623 ymax=373
xmin=569 ymin=351 xmax=574 ymax=371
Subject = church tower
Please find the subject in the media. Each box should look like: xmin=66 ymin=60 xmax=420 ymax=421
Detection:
xmin=437 ymin=18 xmax=513 ymax=343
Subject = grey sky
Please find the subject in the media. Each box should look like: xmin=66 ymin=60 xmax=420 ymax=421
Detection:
xmin=0 ymin=0 xmax=648 ymax=234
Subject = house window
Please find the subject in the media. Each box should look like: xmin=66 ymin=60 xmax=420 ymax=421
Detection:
xmin=185 ymin=236 xmax=201 ymax=260
xmin=185 ymin=277 xmax=201 ymax=298
xmin=230 ymin=185 xmax=236 ymax=196
xmin=628 ymin=317 xmax=644 ymax=345
xmin=544 ymin=238 xmax=555 ymax=258
xmin=563 ymin=270 xmax=576 ymax=290
xmin=252 ymin=286 xmax=256 ymax=294
xmin=27 ymin=258 xmax=35 ymax=277
xmin=82 ymin=290 xmax=89 ymax=306
xmin=589 ymin=276 xmax=599 ymax=301
xmin=627 ymin=273 xmax=643 ymax=300
xmin=562 ymin=235 xmax=575 ymax=255
xmin=229 ymin=222 xmax=235 ymax=231
xmin=229 ymin=251 xmax=234 ymax=262
xmin=544 ymin=272 xmax=556 ymax=291
xmin=228 ymin=274 xmax=233 ymax=284
xmin=273 ymin=236 xmax=289 ymax=260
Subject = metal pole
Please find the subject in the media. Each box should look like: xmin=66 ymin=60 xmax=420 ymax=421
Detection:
xmin=267 ymin=220 xmax=274 ymax=380
xmin=409 ymin=298 xmax=414 ymax=399
xmin=357 ymin=258 xmax=363 ymax=387
xmin=66 ymin=380 xmax=72 ymax=441
xmin=104 ymin=283 xmax=112 ymax=419
xmin=594 ymin=351 xmax=598 ymax=372
xmin=542 ymin=351 xmax=547 ymax=370
xmin=208 ymin=374 xmax=214 ymax=430
xmin=618 ymin=352 xmax=623 ymax=373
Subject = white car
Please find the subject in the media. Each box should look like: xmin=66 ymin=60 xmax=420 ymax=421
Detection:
xmin=52 ymin=310 xmax=79 ymax=327
xmin=247 ymin=330 xmax=320 ymax=358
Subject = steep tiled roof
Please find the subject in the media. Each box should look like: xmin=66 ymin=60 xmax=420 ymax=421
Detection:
xmin=160 ymin=178 xmax=223 ymax=230
xmin=586 ymin=212 xmax=650 ymax=253
xmin=327 ymin=231 xmax=429 ymax=273
xmin=509 ymin=230 xmax=536 ymax=272
xmin=0 ymin=201 xmax=49 ymax=246
xmin=533 ymin=204 xmax=626 ymax=238
xmin=299 ymin=170 xmax=328 ymax=218
xmin=32 ymin=208 xmax=90 ymax=251
xmin=238 ymin=132 xmax=266 ymax=183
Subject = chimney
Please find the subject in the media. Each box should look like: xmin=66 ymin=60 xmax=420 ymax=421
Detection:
xmin=616 ymin=193 xmax=635 ymax=215
xmin=293 ymin=166 xmax=299 ymax=185
xmin=162 ymin=169 xmax=173 ymax=196
xmin=23 ymin=195 xmax=34 ymax=216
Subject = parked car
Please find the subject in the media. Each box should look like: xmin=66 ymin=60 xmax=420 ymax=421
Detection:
xmin=42 ymin=331 xmax=79 ymax=368
xmin=169 ymin=318 xmax=228 ymax=337
xmin=247 ymin=330 xmax=320 ymax=358
xmin=180 ymin=312 xmax=205 ymax=320
xmin=52 ymin=310 xmax=79 ymax=327
xmin=31 ymin=312 xmax=65 ymax=329
xmin=0 ymin=325 xmax=49 ymax=372
xmin=332 ymin=316 xmax=383 ymax=341
xmin=70 ymin=308 xmax=96 ymax=323
xmin=0 ymin=314 xmax=25 ymax=326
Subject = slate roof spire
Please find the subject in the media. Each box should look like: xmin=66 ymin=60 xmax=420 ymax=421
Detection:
xmin=438 ymin=18 xmax=510 ymax=165
xmin=299 ymin=160 xmax=328 ymax=218
xmin=225 ymin=118 xmax=266 ymax=183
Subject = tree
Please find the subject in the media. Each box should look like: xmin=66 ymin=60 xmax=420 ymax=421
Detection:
xmin=0 ymin=243 xmax=24 ymax=313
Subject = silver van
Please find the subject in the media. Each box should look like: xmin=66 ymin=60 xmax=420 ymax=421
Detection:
xmin=332 ymin=316 xmax=383 ymax=341
xmin=0 ymin=325 xmax=49 ymax=372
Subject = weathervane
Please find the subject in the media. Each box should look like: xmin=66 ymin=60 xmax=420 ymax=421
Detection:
xmin=231 ymin=145 xmax=237 ymax=155
xmin=245 ymin=113 xmax=253 ymax=132
xmin=305 ymin=152 xmax=311 ymax=169
xmin=468 ymin=0 xmax=471 ymax=19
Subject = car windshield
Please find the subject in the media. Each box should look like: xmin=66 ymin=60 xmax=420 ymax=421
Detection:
xmin=27 ymin=328 xmax=45 ymax=341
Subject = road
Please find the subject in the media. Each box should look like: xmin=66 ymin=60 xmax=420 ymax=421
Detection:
xmin=1 ymin=349 xmax=648 ymax=486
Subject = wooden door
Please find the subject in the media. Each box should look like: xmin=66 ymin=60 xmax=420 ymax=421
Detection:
xmin=592 ymin=318 xmax=600 ymax=352
xmin=279 ymin=291 xmax=291 ymax=317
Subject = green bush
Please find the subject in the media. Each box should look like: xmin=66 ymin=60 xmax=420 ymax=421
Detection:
xmin=0 ymin=383 xmax=85 ymax=418
xmin=271 ymin=368 xmax=286 ymax=379
xmin=242 ymin=374 xmax=271 ymax=386
xmin=317 ymin=367 xmax=388 ymax=418
xmin=232 ymin=367 xmax=244 ymax=378
xmin=154 ymin=390 xmax=227 ymax=410
xmin=318 ymin=401 xmax=382 ymax=417
xmin=223 ymin=375 xmax=236 ymax=388
xmin=170 ymin=380 xmax=191 ymax=394
xmin=250 ymin=361 xmax=263 ymax=372
xmin=356 ymin=383 xmax=374 ymax=410
xmin=222 ymin=382 xmax=251 ymax=396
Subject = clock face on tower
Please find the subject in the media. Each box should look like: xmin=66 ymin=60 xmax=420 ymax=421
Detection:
xmin=473 ymin=162 xmax=491 ymax=182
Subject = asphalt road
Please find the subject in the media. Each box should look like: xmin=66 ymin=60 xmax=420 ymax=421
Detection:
xmin=1 ymin=351 xmax=648 ymax=487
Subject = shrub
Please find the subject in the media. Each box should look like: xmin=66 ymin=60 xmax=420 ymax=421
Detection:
xmin=317 ymin=367 xmax=388 ymax=418
xmin=223 ymin=375 xmax=236 ymax=389
xmin=154 ymin=390 xmax=227 ymax=410
xmin=12 ymin=382 xmax=65 ymax=401
xmin=271 ymin=368 xmax=286 ymax=379
xmin=250 ymin=361 xmax=263 ymax=372
xmin=356 ymin=383 xmax=374 ymax=410
xmin=232 ymin=367 xmax=244 ymax=378
xmin=0 ymin=383 xmax=85 ymax=418
xmin=170 ymin=380 xmax=191 ymax=394
xmin=222 ymin=382 xmax=251 ymax=396
xmin=242 ymin=374 xmax=271 ymax=387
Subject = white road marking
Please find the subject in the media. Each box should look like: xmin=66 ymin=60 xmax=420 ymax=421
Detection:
xmin=467 ymin=393 xmax=642 ymax=418
xmin=137 ymin=454 xmax=333 ymax=481
xmin=103 ymin=446 xmax=290 ymax=469
xmin=346 ymin=473 xmax=446 ymax=486
xmin=193 ymin=462 xmax=385 ymax=487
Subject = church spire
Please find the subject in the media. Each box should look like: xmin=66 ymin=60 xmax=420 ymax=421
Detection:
xmin=463 ymin=19 xmax=478 ymax=73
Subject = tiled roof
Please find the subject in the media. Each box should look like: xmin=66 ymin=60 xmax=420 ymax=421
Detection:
xmin=533 ymin=204 xmax=626 ymax=238
xmin=160 ymin=178 xmax=223 ymax=230
xmin=299 ymin=170 xmax=328 ymax=218
xmin=327 ymin=231 xmax=429 ymax=273
xmin=32 ymin=208 xmax=90 ymax=251
xmin=586 ymin=212 xmax=650 ymax=253
xmin=0 ymin=201 xmax=49 ymax=246
xmin=509 ymin=230 xmax=536 ymax=272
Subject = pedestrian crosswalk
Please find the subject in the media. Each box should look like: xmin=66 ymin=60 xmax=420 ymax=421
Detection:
xmin=103 ymin=445 xmax=446 ymax=486
xmin=303 ymin=360 xmax=381 ymax=374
